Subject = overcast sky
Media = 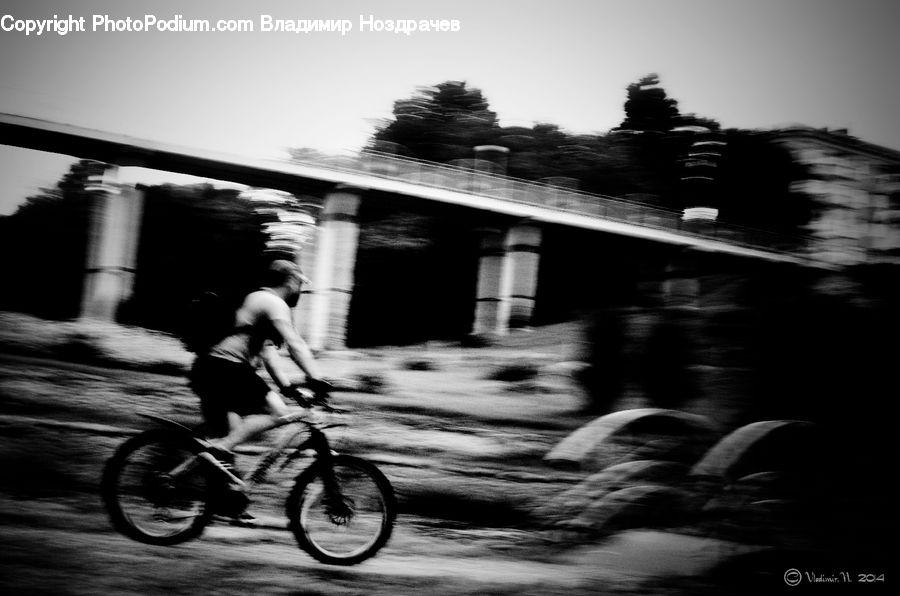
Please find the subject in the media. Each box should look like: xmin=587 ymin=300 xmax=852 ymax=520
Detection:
xmin=1 ymin=0 xmax=898 ymax=214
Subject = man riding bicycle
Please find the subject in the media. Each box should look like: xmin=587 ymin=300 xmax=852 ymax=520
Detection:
xmin=189 ymin=259 xmax=330 ymax=519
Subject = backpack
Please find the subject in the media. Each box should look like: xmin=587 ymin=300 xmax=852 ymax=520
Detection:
xmin=179 ymin=291 xmax=238 ymax=354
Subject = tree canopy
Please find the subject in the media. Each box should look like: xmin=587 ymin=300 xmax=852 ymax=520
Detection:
xmin=369 ymin=75 xmax=811 ymax=234
xmin=371 ymin=81 xmax=499 ymax=163
xmin=0 ymin=165 xmax=267 ymax=331
xmin=617 ymin=73 xmax=682 ymax=133
xmin=123 ymin=183 xmax=267 ymax=333
xmin=0 ymin=160 xmax=101 ymax=319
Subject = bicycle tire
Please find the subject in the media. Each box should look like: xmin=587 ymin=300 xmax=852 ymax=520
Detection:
xmin=286 ymin=454 xmax=396 ymax=565
xmin=101 ymin=429 xmax=214 ymax=545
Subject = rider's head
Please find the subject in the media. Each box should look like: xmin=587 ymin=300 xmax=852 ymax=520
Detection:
xmin=264 ymin=260 xmax=308 ymax=307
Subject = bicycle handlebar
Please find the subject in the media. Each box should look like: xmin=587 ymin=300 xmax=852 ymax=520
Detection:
xmin=281 ymin=379 xmax=336 ymax=410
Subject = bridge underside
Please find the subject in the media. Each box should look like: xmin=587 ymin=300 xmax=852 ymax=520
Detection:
xmin=0 ymin=117 xmax=334 ymax=197
xmin=1 ymin=113 xmax=827 ymax=348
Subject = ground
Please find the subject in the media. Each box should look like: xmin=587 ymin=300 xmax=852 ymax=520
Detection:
xmin=0 ymin=319 xmax=884 ymax=595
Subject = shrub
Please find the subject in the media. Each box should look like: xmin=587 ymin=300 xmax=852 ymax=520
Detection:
xmin=51 ymin=332 xmax=107 ymax=363
xmin=352 ymin=370 xmax=392 ymax=394
xmin=486 ymin=362 xmax=539 ymax=383
xmin=400 ymin=357 xmax=439 ymax=372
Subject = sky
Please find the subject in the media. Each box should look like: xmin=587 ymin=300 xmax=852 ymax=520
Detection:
xmin=1 ymin=0 xmax=899 ymax=214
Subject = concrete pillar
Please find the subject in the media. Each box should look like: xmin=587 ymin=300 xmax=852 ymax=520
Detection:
xmin=293 ymin=202 xmax=322 ymax=339
xmin=472 ymin=223 xmax=543 ymax=336
xmin=307 ymin=187 xmax=362 ymax=351
xmin=473 ymin=228 xmax=506 ymax=336
xmin=681 ymin=206 xmax=719 ymax=237
xmin=662 ymin=250 xmax=700 ymax=309
xmin=473 ymin=145 xmax=509 ymax=176
xmin=80 ymin=166 xmax=145 ymax=321
xmin=500 ymin=224 xmax=543 ymax=329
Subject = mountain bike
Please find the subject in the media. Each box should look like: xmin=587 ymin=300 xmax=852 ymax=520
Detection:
xmin=101 ymin=384 xmax=396 ymax=566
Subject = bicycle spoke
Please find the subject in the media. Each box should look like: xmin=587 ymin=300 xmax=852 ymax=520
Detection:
xmin=289 ymin=456 xmax=394 ymax=564
xmin=110 ymin=437 xmax=210 ymax=540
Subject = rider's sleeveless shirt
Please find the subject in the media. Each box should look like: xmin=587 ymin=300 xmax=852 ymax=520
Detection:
xmin=207 ymin=289 xmax=291 ymax=366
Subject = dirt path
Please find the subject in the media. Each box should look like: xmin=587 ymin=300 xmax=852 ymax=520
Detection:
xmin=0 ymin=353 xmax=789 ymax=595
xmin=1 ymin=497 xmax=607 ymax=595
xmin=4 ymin=495 xmax=758 ymax=596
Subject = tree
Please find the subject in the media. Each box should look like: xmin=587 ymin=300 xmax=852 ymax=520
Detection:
xmin=609 ymin=75 xmax=728 ymax=211
xmin=365 ymin=75 xmax=809 ymax=235
xmin=0 ymin=159 xmax=100 ymax=319
xmin=0 ymin=164 xmax=269 ymax=331
xmin=123 ymin=184 xmax=267 ymax=333
xmin=617 ymin=74 xmax=682 ymax=134
xmin=371 ymin=81 xmax=499 ymax=163
xmin=503 ymin=126 xmax=664 ymax=199
xmin=676 ymin=113 xmax=721 ymax=131
xmin=714 ymin=130 xmax=812 ymax=235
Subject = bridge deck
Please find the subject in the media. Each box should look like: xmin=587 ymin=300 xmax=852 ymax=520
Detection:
xmin=0 ymin=112 xmax=826 ymax=268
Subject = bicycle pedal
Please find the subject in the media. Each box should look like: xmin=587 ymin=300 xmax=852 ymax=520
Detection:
xmin=205 ymin=445 xmax=236 ymax=467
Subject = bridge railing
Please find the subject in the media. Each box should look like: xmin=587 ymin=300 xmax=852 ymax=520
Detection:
xmin=291 ymin=150 xmax=810 ymax=256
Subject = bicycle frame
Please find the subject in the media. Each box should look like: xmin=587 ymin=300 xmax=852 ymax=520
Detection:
xmin=140 ymin=412 xmax=345 ymax=499
xmin=106 ymin=408 xmax=395 ymax=562
xmin=244 ymin=413 xmax=342 ymax=490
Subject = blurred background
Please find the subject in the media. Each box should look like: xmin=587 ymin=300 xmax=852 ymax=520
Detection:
xmin=1 ymin=1 xmax=898 ymax=594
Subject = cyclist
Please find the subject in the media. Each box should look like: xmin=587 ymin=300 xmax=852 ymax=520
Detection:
xmin=189 ymin=259 xmax=329 ymax=518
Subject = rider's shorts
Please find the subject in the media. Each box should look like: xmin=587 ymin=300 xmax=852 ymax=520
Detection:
xmin=189 ymin=355 xmax=271 ymax=437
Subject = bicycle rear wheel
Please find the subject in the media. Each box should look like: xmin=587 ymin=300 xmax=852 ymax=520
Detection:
xmin=102 ymin=430 xmax=214 ymax=545
xmin=287 ymin=454 xmax=395 ymax=565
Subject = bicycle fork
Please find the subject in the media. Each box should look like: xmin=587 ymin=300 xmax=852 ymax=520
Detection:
xmin=304 ymin=427 xmax=354 ymax=521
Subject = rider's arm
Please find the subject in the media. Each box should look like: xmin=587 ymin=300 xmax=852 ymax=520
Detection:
xmin=270 ymin=317 xmax=324 ymax=383
xmin=261 ymin=342 xmax=293 ymax=391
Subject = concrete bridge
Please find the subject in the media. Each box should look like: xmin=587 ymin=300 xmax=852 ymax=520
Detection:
xmin=0 ymin=113 xmax=827 ymax=350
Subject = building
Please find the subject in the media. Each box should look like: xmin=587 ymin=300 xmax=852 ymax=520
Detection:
xmin=770 ymin=127 xmax=900 ymax=267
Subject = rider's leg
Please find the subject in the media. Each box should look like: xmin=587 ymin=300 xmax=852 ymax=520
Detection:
xmin=225 ymin=411 xmax=241 ymax=436
xmin=207 ymin=395 xmax=291 ymax=525
xmin=265 ymin=391 xmax=291 ymax=417
xmin=210 ymin=391 xmax=290 ymax=451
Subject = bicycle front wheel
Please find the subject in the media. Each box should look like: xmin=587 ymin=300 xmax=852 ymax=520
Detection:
xmin=287 ymin=454 xmax=395 ymax=565
xmin=101 ymin=429 xmax=214 ymax=545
